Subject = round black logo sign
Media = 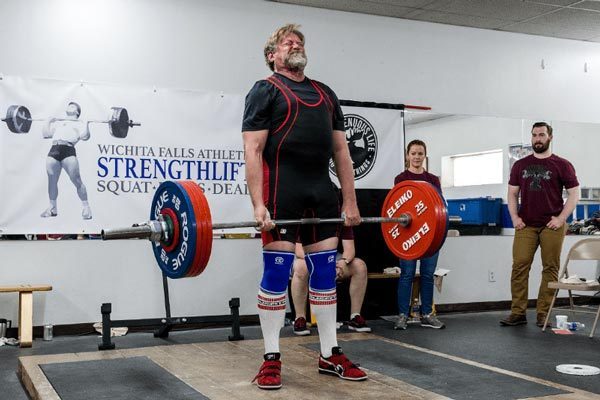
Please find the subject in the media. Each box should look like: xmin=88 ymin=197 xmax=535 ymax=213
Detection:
xmin=329 ymin=114 xmax=378 ymax=180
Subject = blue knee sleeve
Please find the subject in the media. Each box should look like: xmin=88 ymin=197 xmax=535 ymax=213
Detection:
xmin=260 ymin=251 xmax=294 ymax=294
xmin=305 ymin=249 xmax=337 ymax=291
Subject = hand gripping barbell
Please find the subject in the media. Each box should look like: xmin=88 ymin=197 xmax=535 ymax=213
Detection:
xmin=101 ymin=180 xmax=461 ymax=279
xmin=1 ymin=105 xmax=140 ymax=138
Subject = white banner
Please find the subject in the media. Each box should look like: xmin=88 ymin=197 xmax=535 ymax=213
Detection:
xmin=335 ymin=106 xmax=404 ymax=189
xmin=0 ymin=77 xmax=403 ymax=234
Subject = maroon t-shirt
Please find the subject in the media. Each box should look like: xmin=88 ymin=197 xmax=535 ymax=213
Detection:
xmin=394 ymin=170 xmax=441 ymax=191
xmin=509 ymin=154 xmax=579 ymax=227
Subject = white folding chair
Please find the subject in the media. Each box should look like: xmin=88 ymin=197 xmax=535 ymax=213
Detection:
xmin=542 ymin=238 xmax=600 ymax=338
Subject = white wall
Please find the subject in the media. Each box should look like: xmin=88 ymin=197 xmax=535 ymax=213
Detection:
xmin=2 ymin=0 xmax=600 ymax=325
xmin=2 ymin=0 xmax=600 ymax=122
xmin=436 ymin=236 xmax=599 ymax=305
xmin=553 ymin=121 xmax=600 ymax=188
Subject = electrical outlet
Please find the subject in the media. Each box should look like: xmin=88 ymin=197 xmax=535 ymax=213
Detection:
xmin=488 ymin=270 xmax=496 ymax=282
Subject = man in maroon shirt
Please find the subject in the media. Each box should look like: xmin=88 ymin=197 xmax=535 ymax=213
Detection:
xmin=501 ymin=122 xmax=579 ymax=327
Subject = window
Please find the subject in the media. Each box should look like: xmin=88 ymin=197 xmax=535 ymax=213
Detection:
xmin=442 ymin=150 xmax=503 ymax=187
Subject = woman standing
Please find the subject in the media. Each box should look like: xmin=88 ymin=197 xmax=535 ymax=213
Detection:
xmin=393 ymin=139 xmax=445 ymax=330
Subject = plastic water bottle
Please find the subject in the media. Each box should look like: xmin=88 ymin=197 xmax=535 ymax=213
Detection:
xmin=566 ymin=322 xmax=585 ymax=331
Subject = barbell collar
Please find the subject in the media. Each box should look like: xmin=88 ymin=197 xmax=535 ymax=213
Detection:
xmin=101 ymin=219 xmax=165 ymax=242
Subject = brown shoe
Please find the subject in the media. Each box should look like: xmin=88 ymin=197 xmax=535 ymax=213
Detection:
xmin=500 ymin=314 xmax=527 ymax=326
xmin=536 ymin=314 xmax=550 ymax=327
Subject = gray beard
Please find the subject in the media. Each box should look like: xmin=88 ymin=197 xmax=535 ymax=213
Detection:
xmin=286 ymin=52 xmax=307 ymax=70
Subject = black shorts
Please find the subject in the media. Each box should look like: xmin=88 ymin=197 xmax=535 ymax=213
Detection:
xmin=48 ymin=144 xmax=76 ymax=162
xmin=262 ymin=181 xmax=341 ymax=246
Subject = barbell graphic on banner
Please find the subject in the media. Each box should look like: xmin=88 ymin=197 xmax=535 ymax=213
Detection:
xmin=100 ymin=180 xmax=461 ymax=279
xmin=2 ymin=105 xmax=140 ymax=138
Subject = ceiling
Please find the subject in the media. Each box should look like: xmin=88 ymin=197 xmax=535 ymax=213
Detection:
xmin=269 ymin=0 xmax=600 ymax=43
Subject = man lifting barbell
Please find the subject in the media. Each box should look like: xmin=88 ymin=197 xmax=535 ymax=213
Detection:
xmin=41 ymin=102 xmax=92 ymax=220
xmin=242 ymin=24 xmax=366 ymax=389
xmin=97 ymin=24 xmax=456 ymax=387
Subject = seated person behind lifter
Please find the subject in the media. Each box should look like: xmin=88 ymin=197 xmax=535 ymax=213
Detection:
xmin=291 ymin=226 xmax=371 ymax=334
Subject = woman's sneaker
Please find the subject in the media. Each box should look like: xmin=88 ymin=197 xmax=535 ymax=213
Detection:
xmin=293 ymin=317 xmax=311 ymax=336
xmin=394 ymin=314 xmax=408 ymax=330
xmin=420 ymin=314 xmax=445 ymax=329
xmin=252 ymin=353 xmax=282 ymax=390
xmin=348 ymin=315 xmax=371 ymax=332
xmin=318 ymin=347 xmax=367 ymax=381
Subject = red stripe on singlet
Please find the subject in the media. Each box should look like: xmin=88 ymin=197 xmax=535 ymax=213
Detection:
xmin=270 ymin=75 xmax=324 ymax=108
xmin=265 ymin=76 xmax=300 ymax=218
xmin=311 ymin=81 xmax=333 ymax=112
xmin=266 ymin=77 xmax=291 ymax=135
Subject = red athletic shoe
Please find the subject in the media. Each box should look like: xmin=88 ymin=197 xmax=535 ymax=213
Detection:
xmin=318 ymin=347 xmax=367 ymax=381
xmin=293 ymin=317 xmax=311 ymax=336
xmin=252 ymin=353 xmax=282 ymax=390
xmin=348 ymin=314 xmax=372 ymax=332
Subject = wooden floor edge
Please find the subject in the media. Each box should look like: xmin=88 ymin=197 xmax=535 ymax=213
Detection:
xmin=18 ymin=357 xmax=60 ymax=400
xmin=18 ymin=359 xmax=41 ymax=400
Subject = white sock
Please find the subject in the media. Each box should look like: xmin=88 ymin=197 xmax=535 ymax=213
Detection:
xmin=82 ymin=201 xmax=90 ymax=207
xmin=257 ymin=289 xmax=287 ymax=354
xmin=50 ymin=200 xmax=57 ymax=209
xmin=350 ymin=312 xmax=360 ymax=320
xmin=309 ymin=288 xmax=338 ymax=358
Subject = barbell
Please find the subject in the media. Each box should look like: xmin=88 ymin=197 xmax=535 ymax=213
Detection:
xmin=1 ymin=105 xmax=140 ymax=138
xmin=101 ymin=180 xmax=461 ymax=279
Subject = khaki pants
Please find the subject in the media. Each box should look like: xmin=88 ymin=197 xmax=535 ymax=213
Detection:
xmin=511 ymin=225 xmax=566 ymax=316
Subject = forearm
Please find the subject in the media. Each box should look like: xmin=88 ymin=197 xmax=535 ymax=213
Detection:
xmin=244 ymin=150 xmax=264 ymax=209
xmin=80 ymin=123 xmax=91 ymax=141
xmin=341 ymin=250 xmax=355 ymax=262
xmin=507 ymin=192 xmax=520 ymax=221
xmin=42 ymin=121 xmax=54 ymax=138
xmin=558 ymin=188 xmax=579 ymax=221
xmin=333 ymin=148 xmax=357 ymax=206
xmin=242 ymin=131 xmax=268 ymax=209
xmin=341 ymin=239 xmax=355 ymax=262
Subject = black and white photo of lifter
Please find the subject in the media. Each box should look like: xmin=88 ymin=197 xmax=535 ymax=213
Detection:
xmin=1 ymin=103 xmax=141 ymax=219
xmin=41 ymin=102 xmax=93 ymax=220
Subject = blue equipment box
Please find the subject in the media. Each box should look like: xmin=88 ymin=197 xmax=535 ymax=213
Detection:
xmin=447 ymin=197 xmax=503 ymax=226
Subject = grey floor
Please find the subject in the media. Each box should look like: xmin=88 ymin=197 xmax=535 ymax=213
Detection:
xmin=2 ymin=309 xmax=600 ymax=400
